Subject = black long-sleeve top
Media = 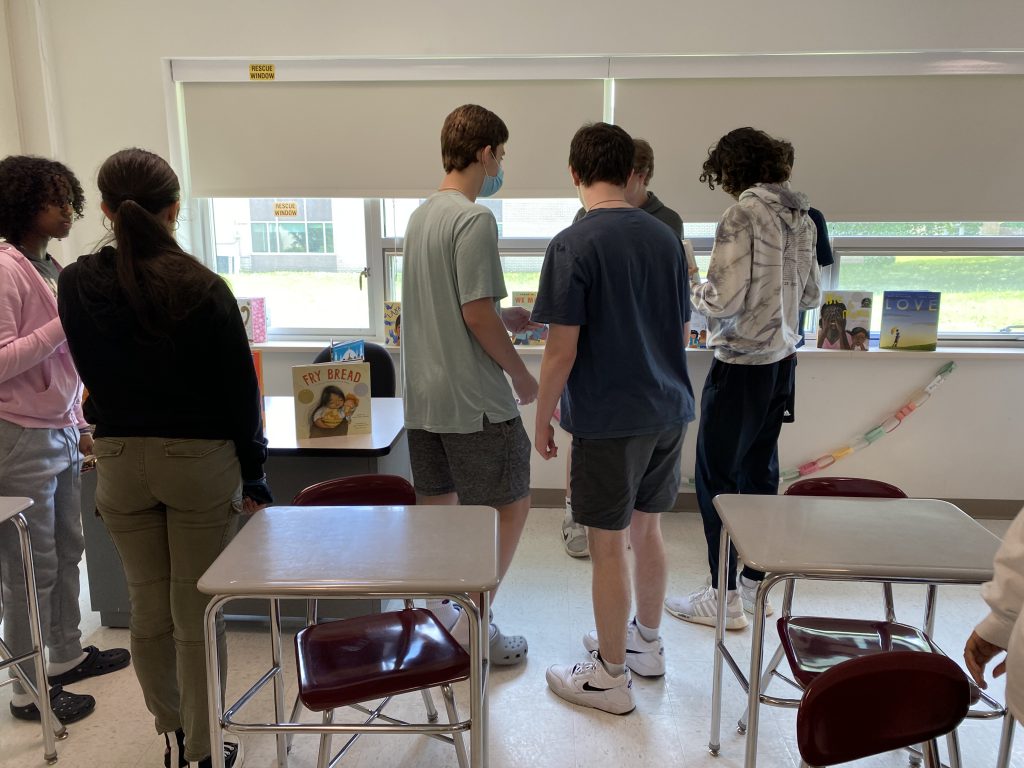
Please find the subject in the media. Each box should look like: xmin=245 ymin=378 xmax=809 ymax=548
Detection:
xmin=57 ymin=246 xmax=267 ymax=482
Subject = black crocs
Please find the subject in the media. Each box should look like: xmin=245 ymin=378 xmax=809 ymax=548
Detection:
xmin=47 ymin=645 xmax=130 ymax=685
xmin=9 ymin=685 xmax=95 ymax=724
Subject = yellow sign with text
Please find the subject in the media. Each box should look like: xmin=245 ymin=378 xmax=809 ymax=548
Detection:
xmin=249 ymin=63 xmax=275 ymax=81
xmin=274 ymin=202 xmax=298 ymax=217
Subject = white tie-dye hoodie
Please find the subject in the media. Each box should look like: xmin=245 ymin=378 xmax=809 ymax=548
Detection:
xmin=693 ymin=183 xmax=822 ymax=364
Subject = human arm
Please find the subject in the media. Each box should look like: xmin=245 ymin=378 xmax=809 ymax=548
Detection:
xmin=462 ymin=299 xmax=537 ymax=405
xmin=799 ymin=224 xmax=823 ymax=309
xmin=691 ymin=206 xmax=753 ymax=318
xmin=1 ymin=265 xmax=67 ymax=383
xmin=500 ymin=306 xmax=544 ymax=335
xmin=533 ymin=324 xmax=578 ymax=459
xmin=965 ymin=507 xmax=1024 ymax=687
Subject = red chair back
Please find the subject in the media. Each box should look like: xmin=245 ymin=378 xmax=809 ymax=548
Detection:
xmin=786 ymin=476 xmax=907 ymax=499
xmin=796 ymin=651 xmax=970 ymax=765
xmin=291 ymin=474 xmax=416 ymax=506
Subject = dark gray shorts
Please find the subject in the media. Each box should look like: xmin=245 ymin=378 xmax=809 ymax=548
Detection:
xmin=408 ymin=416 xmax=531 ymax=508
xmin=570 ymin=425 xmax=687 ymax=531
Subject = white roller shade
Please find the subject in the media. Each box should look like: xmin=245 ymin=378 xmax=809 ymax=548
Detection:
xmin=183 ymin=80 xmax=604 ymax=199
xmin=614 ymin=76 xmax=1024 ymax=222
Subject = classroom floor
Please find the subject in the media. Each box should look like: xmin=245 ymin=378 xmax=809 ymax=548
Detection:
xmin=2 ymin=509 xmax=1021 ymax=768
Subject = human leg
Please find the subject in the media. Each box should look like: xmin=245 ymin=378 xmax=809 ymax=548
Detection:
xmin=148 ymin=438 xmax=240 ymax=763
xmin=93 ymin=436 xmax=181 ymax=734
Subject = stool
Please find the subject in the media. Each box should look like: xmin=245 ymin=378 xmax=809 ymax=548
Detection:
xmin=0 ymin=497 xmax=65 ymax=764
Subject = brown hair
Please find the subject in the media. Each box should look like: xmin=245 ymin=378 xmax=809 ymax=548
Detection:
xmin=96 ymin=148 xmax=218 ymax=339
xmin=699 ymin=127 xmax=791 ymax=197
xmin=569 ymin=122 xmax=634 ymax=187
xmin=441 ymin=104 xmax=509 ymax=173
xmin=632 ymin=138 xmax=655 ymax=182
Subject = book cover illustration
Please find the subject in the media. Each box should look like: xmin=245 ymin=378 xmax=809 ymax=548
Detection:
xmin=688 ymin=305 xmax=708 ymax=350
xmin=384 ymin=301 xmax=401 ymax=347
xmin=330 ymin=339 xmax=365 ymax=362
xmin=510 ymin=291 xmax=548 ymax=345
xmin=880 ymin=291 xmax=941 ymax=351
xmin=292 ymin=363 xmax=372 ymax=439
xmin=237 ymin=297 xmax=267 ymax=344
xmin=817 ymin=291 xmax=873 ymax=351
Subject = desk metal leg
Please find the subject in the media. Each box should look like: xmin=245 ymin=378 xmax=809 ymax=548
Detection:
xmin=270 ymin=598 xmax=289 ymax=768
xmin=14 ymin=514 xmax=60 ymax=763
xmin=996 ymin=713 xmax=1015 ymax=768
xmin=709 ymin=530 xmax=730 ymax=756
xmin=205 ymin=597 xmax=228 ymax=768
xmin=460 ymin=592 xmax=488 ymax=768
xmin=743 ymin=577 xmax=771 ymax=768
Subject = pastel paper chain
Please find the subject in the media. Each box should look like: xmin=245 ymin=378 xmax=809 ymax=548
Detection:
xmin=683 ymin=361 xmax=956 ymax=487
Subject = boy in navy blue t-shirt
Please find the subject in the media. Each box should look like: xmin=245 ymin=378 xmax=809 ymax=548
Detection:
xmin=533 ymin=122 xmax=694 ymax=715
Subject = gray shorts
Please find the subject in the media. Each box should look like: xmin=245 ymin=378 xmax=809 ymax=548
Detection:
xmin=408 ymin=416 xmax=531 ymax=508
xmin=570 ymin=424 xmax=687 ymax=531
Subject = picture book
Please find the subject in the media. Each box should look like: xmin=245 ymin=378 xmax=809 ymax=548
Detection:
xmin=817 ymin=291 xmax=873 ymax=351
xmin=251 ymin=349 xmax=265 ymax=427
xmin=330 ymin=339 xmax=365 ymax=363
xmin=510 ymin=291 xmax=548 ymax=346
xmin=880 ymin=291 xmax=941 ymax=351
xmin=384 ymin=301 xmax=401 ymax=347
xmin=292 ymin=362 xmax=372 ymax=439
xmin=237 ymin=297 xmax=267 ymax=344
xmin=688 ymin=310 xmax=708 ymax=350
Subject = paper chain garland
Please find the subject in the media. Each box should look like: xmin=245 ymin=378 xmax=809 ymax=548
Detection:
xmin=684 ymin=361 xmax=957 ymax=487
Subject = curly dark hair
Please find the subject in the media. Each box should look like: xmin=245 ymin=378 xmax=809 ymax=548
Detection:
xmin=699 ymin=127 xmax=791 ymax=197
xmin=0 ymin=155 xmax=85 ymax=242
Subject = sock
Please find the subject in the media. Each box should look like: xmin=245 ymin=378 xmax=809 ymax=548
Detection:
xmin=47 ymin=650 xmax=88 ymax=676
xmin=634 ymin=618 xmax=659 ymax=642
xmin=597 ymin=653 xmax=626 ymax=678
xmin=564 ymin=498 xmax=573 ymax=525
xmin=11 ymin=691 xmax=34 ymax=707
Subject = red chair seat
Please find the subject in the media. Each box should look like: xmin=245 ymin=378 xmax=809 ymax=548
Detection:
xmin=295 ymin=608 xmax=470 ymax=712
xmin=779 ymin=617 xmax=981 ymax=703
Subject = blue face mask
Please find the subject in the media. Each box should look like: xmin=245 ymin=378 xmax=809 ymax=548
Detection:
xmin=479 ymin=166 xmax=503 ymax=198
xmin=479 ymin=149 xmax=504 ymax=197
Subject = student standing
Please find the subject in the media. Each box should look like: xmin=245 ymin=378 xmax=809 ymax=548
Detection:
xmin=559 ymin=137 xmax=686 ymax=559
xmin=535 ymin=123 xmax=694 ymax=714
xmin=665 ymin=127 xmax=821 ymax=630
xmin=0 ymin=155 xmax=130 ymax=725
xmin=401 ymin=104 xmax=538 ymax=665
xmin=58 ymin=148 xmax=270 ymax=768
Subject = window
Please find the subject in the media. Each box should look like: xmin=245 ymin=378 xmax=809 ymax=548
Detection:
xmin=206 ymin=198 xmax=369 ymax=334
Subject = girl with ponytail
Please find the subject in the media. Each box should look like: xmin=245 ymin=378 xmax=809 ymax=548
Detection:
xmin=58 ymin=148 xmax=267 ymax=768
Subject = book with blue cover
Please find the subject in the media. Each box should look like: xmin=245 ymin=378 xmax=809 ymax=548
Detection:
xmin=330 ymin=339 xmax=365 ymax=362
xmin=880 ymin=291 xmax=941 ymax=351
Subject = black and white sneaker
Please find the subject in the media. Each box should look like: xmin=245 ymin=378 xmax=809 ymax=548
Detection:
xmin=545 ymin=651 xmax=635 ymax=714
xmin=195 ymin=739 xmax=242 ymax=768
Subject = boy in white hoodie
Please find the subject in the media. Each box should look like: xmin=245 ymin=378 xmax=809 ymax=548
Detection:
xmin=665 ymin=128 xmax=821 ymax=629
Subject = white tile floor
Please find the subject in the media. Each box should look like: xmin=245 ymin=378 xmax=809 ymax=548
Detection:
xmin=2 ymin=510 xmax=1021 ymax=768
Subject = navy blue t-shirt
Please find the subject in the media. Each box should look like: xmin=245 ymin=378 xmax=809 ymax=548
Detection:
xmin=532 ymin=208 xmax=695 ymax=439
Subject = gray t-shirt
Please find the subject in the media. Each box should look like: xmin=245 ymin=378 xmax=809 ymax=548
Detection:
xmin=401 ymin=191 xmax=519 ymax=433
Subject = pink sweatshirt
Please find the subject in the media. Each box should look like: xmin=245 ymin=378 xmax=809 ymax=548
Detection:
xmin=0 ymin=243 xmax=85 ymax=429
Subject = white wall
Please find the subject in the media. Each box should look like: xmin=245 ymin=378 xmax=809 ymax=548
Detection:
xmin=257 ymin=345 xmax=1024 ymax=502
xmin=5 ymin=0 xmax=1023 ymax=501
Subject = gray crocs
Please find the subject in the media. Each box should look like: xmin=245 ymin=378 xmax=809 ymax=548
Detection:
xmin=489 ymin=624 xmax=528 ymax=666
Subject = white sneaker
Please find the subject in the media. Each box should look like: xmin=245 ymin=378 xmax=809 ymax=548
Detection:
xmin=562 ymin=507 xmax=589 ymax=558
xmin=738 ymin=574 xmax=775 ymax=617
xmin=664 ymin=585 xmax=748 ymax=630
xmin=582 ymin=619 xmax=665 ymax=678
xmin=427 ymin=599 xmax=462 ymax=631
xmin=546 ymin=651 xmax=635 ymax=715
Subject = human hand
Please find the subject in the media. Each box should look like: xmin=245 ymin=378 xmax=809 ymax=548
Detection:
xmin=512 ymin=370 xmax=538 ymax=406
xmin=534 ymin=422 xmax=557 ymax=460
xmin=501 ymin=306 xmax=544 ymax=334
xmin=964 ymin=630 xmax=1006 ymax=689
xmin=241 ymin=497 xmax=270 ymax=515
xmin=78 ymin=431 xmax=94 ymax=456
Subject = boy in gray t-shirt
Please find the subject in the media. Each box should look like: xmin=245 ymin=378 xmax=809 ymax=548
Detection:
xmin=401 ymin=104 xmax=538 ymax=665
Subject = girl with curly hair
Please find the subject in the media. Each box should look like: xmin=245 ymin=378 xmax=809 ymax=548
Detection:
xmin=0 ymin=155 xmax=130 ymax=726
